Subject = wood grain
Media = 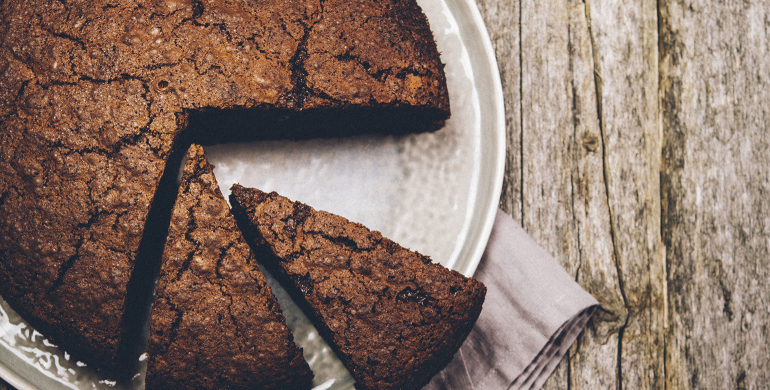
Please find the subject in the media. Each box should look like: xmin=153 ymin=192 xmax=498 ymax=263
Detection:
xmin=519 ymin=1 xmax=595 ymax=386
xmin=473 ymin=0 xmax=770 ymax=388
xmin=477 ymin=0 xmax=663 ymax=388
xmin=660 ymin=0 xmax=770 ymax=388
xmin=584 ymin=0 xmax=665 ymax=389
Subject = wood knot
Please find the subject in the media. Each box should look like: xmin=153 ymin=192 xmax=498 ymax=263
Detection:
xmin=582 ymin=132 xmax=600 ymax=152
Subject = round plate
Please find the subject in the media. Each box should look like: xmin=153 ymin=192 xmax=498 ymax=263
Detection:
xmin=0 ymin=0 xmax=505 ymax=387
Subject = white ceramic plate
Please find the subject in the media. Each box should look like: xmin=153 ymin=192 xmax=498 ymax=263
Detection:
xmin=0 ymin=0 xmax=505 ymax=387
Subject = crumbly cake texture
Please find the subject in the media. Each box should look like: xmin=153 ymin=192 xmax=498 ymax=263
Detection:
xmin=229 ymin=185 xmax=486 ymax=390
xmin=146 ymin=145 xmax=312 ymax=390
xmin=0 ymin=0 xmax=448 ymax=370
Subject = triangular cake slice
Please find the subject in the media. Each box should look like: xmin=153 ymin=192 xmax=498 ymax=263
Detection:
xmin=145 ymin=145 xmax=312 ymax=390
xmin=230 ymin=185 xmax=486 ymax=390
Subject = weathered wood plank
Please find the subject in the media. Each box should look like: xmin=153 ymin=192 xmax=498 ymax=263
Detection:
xmin=480 ymin=0 xmax=664 ymax=388
xmin=660 ymin=1 xmax=770 ymax=388
xmin=517 ymin=0 xmax=625 ymax=388
xmin=474 ymin=0 xmax=523 ymax=221
xmin=517 ymin=0 xmax=583 ymax=387
xmin=562 ymin=2 xmax=626 ymax=389
xmin=584 ymin=0 xmax=665 ymax=389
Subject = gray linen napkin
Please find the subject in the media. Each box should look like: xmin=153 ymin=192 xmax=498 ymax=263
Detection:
xmin=425 ymin=209 xmax=599 ymax=390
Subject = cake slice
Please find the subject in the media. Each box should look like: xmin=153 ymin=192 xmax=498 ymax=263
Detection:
xmin=230 ymin=185 xmax=486 ymax=390
xmin=145 ymin=145 xmax=312 ymax=390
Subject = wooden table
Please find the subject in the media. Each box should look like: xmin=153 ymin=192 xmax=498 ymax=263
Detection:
xmin=477 ymin=0 xmax=769 ymax=388
xmin=3 ymin=1 xmax=768 ymax=389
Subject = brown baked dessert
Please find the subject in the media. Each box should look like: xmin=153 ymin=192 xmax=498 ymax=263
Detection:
xmin=229 ymin=185 xmax=486 ymax=390
xmin=145 ymin=145 xmax=312 ymax=390
xmin=0 ymin=0 xmax=449 ymax=371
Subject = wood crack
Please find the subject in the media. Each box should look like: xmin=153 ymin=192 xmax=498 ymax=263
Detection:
xmin=584 ymin=1 xmax=630 ymax=389
xmin=567 ymin=18 xmax=583 ymax=286
xmin=518 ymin=0 xmax=525 ymax=222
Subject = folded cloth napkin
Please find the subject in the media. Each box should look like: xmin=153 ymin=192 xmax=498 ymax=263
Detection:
xmin=425 ymin=209 xmax=599 ymax=390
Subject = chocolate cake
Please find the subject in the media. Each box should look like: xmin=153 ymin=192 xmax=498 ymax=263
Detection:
xmin=145 ymin=145 xmax=312 ymax=390
xmin=229 ymin=185 xmax=486 ymax=390
xmin=0 ymin=0 xmax=449 ymax=371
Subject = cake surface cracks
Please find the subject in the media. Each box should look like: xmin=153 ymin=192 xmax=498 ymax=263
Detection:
xmin=0 ymin=0 xmax=449 ymax=375
xmin=229 ymin=186 xmax=485 ymax=390
xmin=145 ymin=145 xmax=311 ymax=389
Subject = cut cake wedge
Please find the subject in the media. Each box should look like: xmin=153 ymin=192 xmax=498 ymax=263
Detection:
xmin=229 ymin=185 xmax=486 ymax=390
xmin=145 ymin=145 xmax=312 ymax=390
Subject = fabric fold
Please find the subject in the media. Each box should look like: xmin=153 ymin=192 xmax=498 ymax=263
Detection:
xmin=425 ymin=209 xmax=599 ymax=390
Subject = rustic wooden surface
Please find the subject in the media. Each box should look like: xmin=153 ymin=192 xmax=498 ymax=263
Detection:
xmin=660 ymin=1 xmax=770 ymax=388
xmin=2 ymin=1 xmax=768 ymax=390
xmin=480 ymin=0 xmax=769 ymax=389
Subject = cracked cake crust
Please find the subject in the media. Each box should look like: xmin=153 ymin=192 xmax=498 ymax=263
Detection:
xmin=145 ymin=145 xmax=312 ymax=390
xmin=229 ymin=185 xmax=486 ymax=390
xmin=0 ymin=0 xmax=449 ymax=371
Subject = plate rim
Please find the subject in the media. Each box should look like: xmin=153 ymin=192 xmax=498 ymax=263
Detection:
xmin=449 ymin=0 xmax=506 ymax=277
xmin=0 ymin=361 xmax=36 ymax=390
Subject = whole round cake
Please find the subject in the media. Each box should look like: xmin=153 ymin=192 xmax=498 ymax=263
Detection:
xmin=0 ymin=0 xmax=449 ymax=374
